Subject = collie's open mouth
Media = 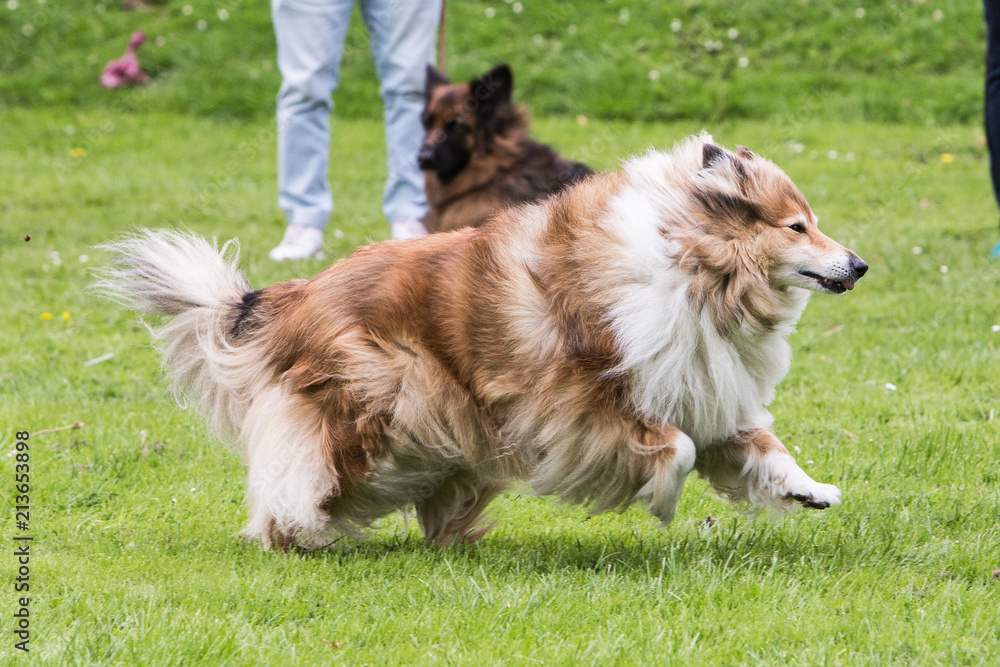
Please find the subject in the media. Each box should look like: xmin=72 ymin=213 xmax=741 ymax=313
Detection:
xmin=798 ymin=270 xmax=854 ymax=293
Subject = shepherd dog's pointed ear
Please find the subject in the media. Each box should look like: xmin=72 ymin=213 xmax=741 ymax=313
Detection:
xmin=426 ymin=65 xmax=450 ymax=100
xmin=469 ymin=64 xmax=513 ymax=116
xmin=702 ymin=142 xmax=729 ymax=169
xmin=735 ymin=145 xmax=757 ymax=160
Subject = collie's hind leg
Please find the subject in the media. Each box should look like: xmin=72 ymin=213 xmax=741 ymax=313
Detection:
xmin=416 ymin=474 xmax=504 ymax=546
xmin=634 ymin=426 xmax=697 ymax=526
xmin=695 ymin=428 xmax=840 ymax=516
xmin=241 ymin=387 xmax=344 ymax=549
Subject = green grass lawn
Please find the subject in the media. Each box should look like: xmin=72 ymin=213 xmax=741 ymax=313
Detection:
xmin=1 ymin=107 xmax=999 ymax=664
xmin=0 ymin=0 xmax=985 ymax=124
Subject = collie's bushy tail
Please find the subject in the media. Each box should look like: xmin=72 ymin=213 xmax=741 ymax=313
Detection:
xmin=94 ymin=228 xmax=259 ymax=443
xmin=96 ymin=229 xmax=342 ymax=547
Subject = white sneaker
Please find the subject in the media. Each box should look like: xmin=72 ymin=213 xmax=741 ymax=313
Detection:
xmin=390 ymin=217 xmax=429 ymax=240
xmin=268 ymin=224 xmax=324 ymax=261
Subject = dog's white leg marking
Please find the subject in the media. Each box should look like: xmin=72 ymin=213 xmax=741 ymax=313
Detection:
xmin=744 ymin=450 xmax=841 ymax=513
xmin=696 ymin=428 xmax=840 ymax=517
xmin=636 ymin=430 xmax=697 ymax=526
xmin=241 ymin=386 xmax=339 ymax=548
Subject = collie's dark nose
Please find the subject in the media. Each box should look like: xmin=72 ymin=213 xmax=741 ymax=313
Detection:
xmin=850 ymin=255 xmax=868 ymax=279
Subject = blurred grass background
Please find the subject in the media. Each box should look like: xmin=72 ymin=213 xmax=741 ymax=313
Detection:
xmin=0 ymin=0 xmax=986 ymax=124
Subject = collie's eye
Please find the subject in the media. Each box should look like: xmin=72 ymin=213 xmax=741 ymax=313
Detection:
xmin=444 ymin=118 xmax=461 ymax=131
xmin=789 ymin=222 xmax=807 ymax=233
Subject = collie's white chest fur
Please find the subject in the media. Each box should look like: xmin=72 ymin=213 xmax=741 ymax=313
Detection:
xmin=603 ymin=169 xmax=811 ymax=447
xmin=611 ymin=283 xmax=808 ymax=446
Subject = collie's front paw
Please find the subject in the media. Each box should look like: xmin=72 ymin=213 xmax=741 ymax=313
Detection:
xmin=786 ymin=482 xmax=841 ymax=509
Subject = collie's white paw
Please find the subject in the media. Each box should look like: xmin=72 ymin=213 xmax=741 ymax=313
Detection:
xmin=751 ymin=452 xmax=842 ymax=512
xmin=785 ymin=481 xmax=841 ymax=509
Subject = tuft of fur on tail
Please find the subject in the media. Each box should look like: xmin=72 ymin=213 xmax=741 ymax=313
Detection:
xmin=93 ymin=229 xmax=260 ymax=444
xmin=94 ymin=228 xmax=251 ymax=316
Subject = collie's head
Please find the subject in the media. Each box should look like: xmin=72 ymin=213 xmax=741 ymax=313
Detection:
xmin=634 ymin=134 xmax=868 ymax=331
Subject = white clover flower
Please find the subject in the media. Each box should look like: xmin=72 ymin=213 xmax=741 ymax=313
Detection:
xmin=670 ymin=19 xmax=681 ymax=32
xmin=512 ymin=2 xmax=523 ymax=14
xmin=855 ymin=8 xmax=865 ymax=18
xmin=727 ymin=28 xmax=739 ymax=40
xmin=648 ymin=69 xmax=660 ymax=81
xmin=738 ymin=56 xmax=749 ymax=68
xmin=182 ymin=4 xmax=193 ymax=15
xmin=484 ymin=7 xmax=495 ymax=18
xmin=218 ymin=8 xmax=229 ymax=21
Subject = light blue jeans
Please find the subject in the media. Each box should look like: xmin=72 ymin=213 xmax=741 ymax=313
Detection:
xmin=272 ymin=0 xmax=440 ymax=229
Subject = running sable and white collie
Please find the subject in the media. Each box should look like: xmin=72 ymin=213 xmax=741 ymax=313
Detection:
xmin=98 ymin=134 xmax=867 ymax=550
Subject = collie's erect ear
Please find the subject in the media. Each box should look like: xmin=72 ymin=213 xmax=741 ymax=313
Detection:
xmin=469 ymin=63 xmax=513 ymax=115
xmin=735 ymin=145 xmax=757 ymax=160
xmin=702 ymin=142 xmax=729 ymax=169
xmin=426 ymin=65 xmax=451 ymax=100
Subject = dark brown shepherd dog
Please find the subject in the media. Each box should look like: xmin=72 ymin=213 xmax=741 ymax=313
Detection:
xmin=418 ymin=63 xmax=593 ymax=233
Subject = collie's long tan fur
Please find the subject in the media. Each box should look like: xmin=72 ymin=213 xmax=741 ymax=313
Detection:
xmin=98 ymin=134 xmax=867 ymax=549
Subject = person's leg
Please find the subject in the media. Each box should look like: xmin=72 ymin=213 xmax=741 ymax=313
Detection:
xmin=985 ymin=0 xmax=1000 ymax=254
xmin=271 ymin=0 xmax=354 ymax=259
xmin=361 ymin=0 xmax=441 ymax=236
